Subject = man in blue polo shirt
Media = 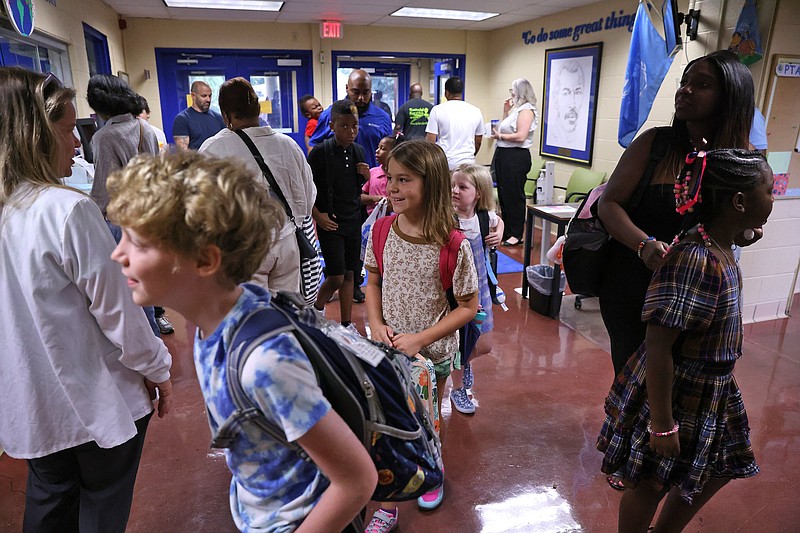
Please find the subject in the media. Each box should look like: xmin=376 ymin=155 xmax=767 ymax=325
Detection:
xmin=172 ymin=80 xmax=225 ymax=150
xmin=309 ymin=69 xmax=392 ymax=167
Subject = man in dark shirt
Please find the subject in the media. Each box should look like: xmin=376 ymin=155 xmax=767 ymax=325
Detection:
xmin=309 ymin=69 xmax=392 ymax=168
xmin=172 ymin=80 xmax=225 ymax=150
xmin=307 ymin=100 xmax=369 ymax=326
xmin=394 ymin=83 xmax=433 ymax=142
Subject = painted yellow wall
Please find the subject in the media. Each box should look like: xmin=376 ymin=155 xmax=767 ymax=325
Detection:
xmin=31 ymin=0 xmax=126 ymax=116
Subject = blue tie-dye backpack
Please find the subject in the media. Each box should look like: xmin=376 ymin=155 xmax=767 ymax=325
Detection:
xmin=210 ymin=290 xmax=444 ymax=503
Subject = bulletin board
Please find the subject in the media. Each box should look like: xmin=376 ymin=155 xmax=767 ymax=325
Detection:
xmin=764 ymin=54 xmax=800 ymax=196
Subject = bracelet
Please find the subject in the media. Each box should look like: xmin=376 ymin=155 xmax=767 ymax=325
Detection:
xmin=647 ymin=420 xmax=679 ymax=437
xmin=637 ymin=236 xmax=656 ymax=259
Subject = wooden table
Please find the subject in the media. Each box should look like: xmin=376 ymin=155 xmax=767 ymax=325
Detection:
xmin=521 ymin=203 xmax=578 ymax=318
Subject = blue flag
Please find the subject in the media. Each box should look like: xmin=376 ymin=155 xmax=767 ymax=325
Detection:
xmin=729 ymin=0 xmax=763 ymax=65
xmin=618 ymin=1 xmax=675 ymax=148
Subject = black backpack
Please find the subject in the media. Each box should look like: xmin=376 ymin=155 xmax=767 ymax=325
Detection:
xmin=209 ymin=290 xmax=444 ymax=503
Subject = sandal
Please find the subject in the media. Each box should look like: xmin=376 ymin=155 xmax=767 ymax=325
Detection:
xmin=502 ymin=236 xmax=521 ymax=247
xmin=606 ymin=474 xmax=626 ymax=491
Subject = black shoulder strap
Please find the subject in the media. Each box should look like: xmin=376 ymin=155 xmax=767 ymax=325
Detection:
xmin=233 ymin=130 xmax=295 ymax=221
xmin=477 ymin=210 xmax=490 ymax=242
xmin=323 ymin=137 xmax=336 ymax=216
xmin=628 ymin=126 xmax=671 ymax=211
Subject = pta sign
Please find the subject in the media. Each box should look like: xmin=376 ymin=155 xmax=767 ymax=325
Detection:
xmin=320 ymin=20 xmax=342 ymax=39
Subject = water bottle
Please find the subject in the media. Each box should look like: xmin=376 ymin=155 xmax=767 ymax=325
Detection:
xmin=493 ymin=286 xmax=509 ymax=312
xmin=474 ymin=307 xmax=488 ymax=325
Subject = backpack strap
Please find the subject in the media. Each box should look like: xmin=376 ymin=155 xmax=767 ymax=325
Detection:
xmin=476 ymin=210 xmax=490 ymax=242
xmin=440 ymin=229 xmax=464 ymax=293
xmin=211 ymin=306 xmax=303 ymax=454
xmin=322 ymin=137 xmax=337 ymax=217
xmin=371 ymin=213 xmax=398 ymax=277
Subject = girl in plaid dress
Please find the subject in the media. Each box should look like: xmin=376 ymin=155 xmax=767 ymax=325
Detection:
xmin=597 ymin=149 xmax=774 ymax=531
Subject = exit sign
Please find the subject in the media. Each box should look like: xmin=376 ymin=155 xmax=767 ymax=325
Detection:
xmin=320 ymin=20 xmax=342 ymax=39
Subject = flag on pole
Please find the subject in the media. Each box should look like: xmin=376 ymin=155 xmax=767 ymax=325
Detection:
xmin=729 ymin=0 xmax=763 ymax=65
xmin=618 ymin=1 xmax=675 ymax=148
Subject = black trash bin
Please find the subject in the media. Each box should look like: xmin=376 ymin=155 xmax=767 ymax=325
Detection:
xmin=526 ymin=265 xmax=567 ymax=316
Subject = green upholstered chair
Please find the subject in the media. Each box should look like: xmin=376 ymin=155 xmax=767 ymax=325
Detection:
xmin=524 ymin=158 xmax=546 ymax=199
xmin=555 ymin=167 xmax=606 ymax=204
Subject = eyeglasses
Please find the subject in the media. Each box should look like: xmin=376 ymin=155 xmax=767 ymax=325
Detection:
xmin=43 ymin=72 xmax=63 ymax=96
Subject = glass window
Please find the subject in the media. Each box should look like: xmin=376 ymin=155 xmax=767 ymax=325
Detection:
xmin=250 ymin=74 xmax=282 ymax=129
xmin=83 ymin=23 xmax=111 ymax=76
xmin=0 ymin=26 xmax=72 ymax=87
xmin=187 ymin=74 xmax=226 ymax=115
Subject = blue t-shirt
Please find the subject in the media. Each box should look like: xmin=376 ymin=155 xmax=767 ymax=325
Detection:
xmin=172 ymin=107 xmax=225 ymax=150
xmin=194 ymin=285 xmax=331 ymax=532
xmin=309 ymin=103 xmax=392 ymax=167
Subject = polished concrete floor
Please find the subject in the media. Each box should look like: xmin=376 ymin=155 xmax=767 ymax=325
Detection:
xmin=2 ymin=246 xmax=799 ymax=532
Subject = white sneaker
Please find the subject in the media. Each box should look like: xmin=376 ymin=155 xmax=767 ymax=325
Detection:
xmin=364 ymin=507 xmax=398 ymax=533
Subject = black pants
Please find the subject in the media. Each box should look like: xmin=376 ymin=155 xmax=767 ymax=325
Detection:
xmin=493 ymin=147 xmax=531 ymax=240
xmin=598 ymin=241 xmax=653 ymax=376
xmin=23 ymin=412 xmax=152 ymax=533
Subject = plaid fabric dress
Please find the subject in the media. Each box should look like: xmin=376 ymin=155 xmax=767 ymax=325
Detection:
xmin=596 ymin=241 xmax=758 ymax=504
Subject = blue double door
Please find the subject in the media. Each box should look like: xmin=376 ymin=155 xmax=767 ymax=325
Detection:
xmin=156 ymin=48 xmax=313 ymax=150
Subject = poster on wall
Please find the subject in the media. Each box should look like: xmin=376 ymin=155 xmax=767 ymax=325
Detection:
xmin=541 ymin=42 xmax=603 ymax=165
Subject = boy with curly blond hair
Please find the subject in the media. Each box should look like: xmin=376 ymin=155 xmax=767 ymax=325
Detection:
xmin=107 ymin=151 xmax=376 ymax=532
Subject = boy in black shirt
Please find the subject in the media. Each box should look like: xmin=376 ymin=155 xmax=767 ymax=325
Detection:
xmin=308 ymin=100 xmax=369 ymax=326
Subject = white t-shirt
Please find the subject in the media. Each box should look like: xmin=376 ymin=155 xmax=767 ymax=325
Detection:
xmin=458 ymin=210 xmax=500 ymax=240
xmin=426 ymin=99 xmax=485 ymax=170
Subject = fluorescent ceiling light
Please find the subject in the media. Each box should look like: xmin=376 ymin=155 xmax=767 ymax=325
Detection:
xmin=164 ymin=1 xmax=284 ymax=11
xmin=391 ymin=7 xmax=498 ymax=22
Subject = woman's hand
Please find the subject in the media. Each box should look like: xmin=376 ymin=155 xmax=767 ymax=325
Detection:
xmin=503 ymin=97 xmax=513 ymax=115
xmin=734 ymin=227 xmax=763 ymax=248
xmin=145 ymin=378 xmax=172 ymax=418
xmin=641 ymin=239 xmax=670 ymax=271
xmin=649 ymin=432 xmax=680 ymax=459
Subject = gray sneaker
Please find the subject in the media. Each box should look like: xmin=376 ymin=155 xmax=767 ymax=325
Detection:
xmin=450 ymin=386 xmax=476 ymax=414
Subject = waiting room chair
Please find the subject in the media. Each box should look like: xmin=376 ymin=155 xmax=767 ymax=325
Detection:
xmin=555 ymin=167 xmax=606 ymax=204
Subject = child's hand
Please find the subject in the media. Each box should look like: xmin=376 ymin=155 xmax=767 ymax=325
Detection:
xmin=357 ymin=162 xmax=370 ymax=181
xmin=485 ymin=228 xmax=502 ymax=247
xmin=649 ymin=432 xmax=680 ymax=459
xmin=374 ymin=324 xmax=395 ymax=346
xmin=390 ymin=332 xmax=424 ymax=357
xmin=315 ymin=212 xmax=338 ymax=232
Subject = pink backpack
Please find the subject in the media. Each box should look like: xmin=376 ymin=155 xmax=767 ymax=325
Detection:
xmin=371 ymin=214 xmax=464 ymax=292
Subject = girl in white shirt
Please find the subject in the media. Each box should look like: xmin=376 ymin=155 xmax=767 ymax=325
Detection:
xmin=450 ymin=164 xmax=504 ymax=414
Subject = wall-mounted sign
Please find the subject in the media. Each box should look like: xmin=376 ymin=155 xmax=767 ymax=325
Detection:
xmin=320 ymin=20 xmax=342 ymax=39
xmin=776 ymin=62 xmax=800 ymax=77
xmin=3 ymin=0 xmax=35 ymax=37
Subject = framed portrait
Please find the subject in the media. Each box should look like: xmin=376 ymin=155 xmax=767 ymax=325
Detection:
xmin=117 ymin=70 xmax=129 ymax=83
xmin=540 ymin=42 xmax=603 ymax=165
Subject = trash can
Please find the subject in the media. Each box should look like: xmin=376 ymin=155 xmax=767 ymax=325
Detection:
xmin=526 ymin=265 xmax=567 ymax=316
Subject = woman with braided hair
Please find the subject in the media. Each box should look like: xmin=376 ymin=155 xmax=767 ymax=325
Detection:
xmin=596 ymin=148 xmax=773 ymax=532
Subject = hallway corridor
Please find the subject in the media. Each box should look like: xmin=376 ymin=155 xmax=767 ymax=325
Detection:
xmin=2 ymin=258 xmax=798 ymax=532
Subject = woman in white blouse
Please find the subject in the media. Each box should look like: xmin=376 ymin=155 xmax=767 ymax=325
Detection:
xmin=0 ymin=67 xmax=172 ymax=533
xmin=491 ymin=78 xmax=539 ymax=246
